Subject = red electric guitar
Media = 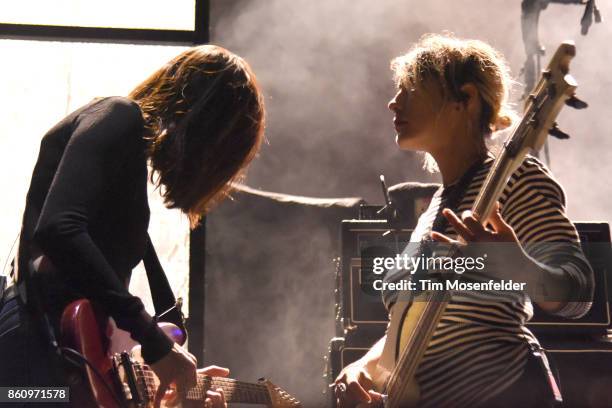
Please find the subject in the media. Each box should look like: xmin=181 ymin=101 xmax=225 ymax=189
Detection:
xmin=59 ymin=299 xmax=301 ymax=408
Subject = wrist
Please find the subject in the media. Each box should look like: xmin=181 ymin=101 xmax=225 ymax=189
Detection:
xmin=521 ymin=254 xmax=571 ymax=303
xmin=140 ymin=322 xmax=174 ymax=364
xmin=131 ymin=310 xmax=174 ymax=364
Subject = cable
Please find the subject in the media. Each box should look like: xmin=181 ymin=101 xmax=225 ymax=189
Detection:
xmin=59 ymin=346 xmax=129 ymax=408
xmin=40 ymin=313 xmax=128 ymax=408
xmin=1 ymin=233 xmax=19 ymax=277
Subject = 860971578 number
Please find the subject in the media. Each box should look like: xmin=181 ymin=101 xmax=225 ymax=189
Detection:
xmin=0 ymin=387 xmax=69 ymax=402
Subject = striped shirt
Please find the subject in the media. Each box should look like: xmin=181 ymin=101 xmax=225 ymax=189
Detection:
xmin=381 ymin=154 xmax=594 ymax=407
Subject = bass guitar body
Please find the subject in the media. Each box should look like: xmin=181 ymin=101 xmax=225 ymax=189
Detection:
xmin=373 ymin=300 xmax=428 ymax=408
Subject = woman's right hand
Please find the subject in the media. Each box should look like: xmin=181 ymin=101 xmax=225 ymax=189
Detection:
xmin=151 ymin=343 xmax=198 ymax=407
xmin=335 ymin=363 xmax=384 ymax=407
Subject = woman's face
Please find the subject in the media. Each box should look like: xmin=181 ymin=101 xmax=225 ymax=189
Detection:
xmin=388 ymin=81 xmax=453 ymax=153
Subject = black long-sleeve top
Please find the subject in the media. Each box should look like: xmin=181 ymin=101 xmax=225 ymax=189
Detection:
xmin=17 ymin=96 xmax=173 ymax=364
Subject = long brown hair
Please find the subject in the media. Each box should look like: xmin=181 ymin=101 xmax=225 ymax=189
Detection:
xmin=129 ymin=45 xmax=265 ymax=227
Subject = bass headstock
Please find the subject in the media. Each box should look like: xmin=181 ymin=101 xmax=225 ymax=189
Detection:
xmin=510 ymin=41 xmax=586 ymax=156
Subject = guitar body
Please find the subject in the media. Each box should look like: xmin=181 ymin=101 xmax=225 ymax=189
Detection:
xmin=59 ymin=299 xmax=301 ymax=408
xmin=395 ymin=302 xmax=427 ymax=407
xmin=60 ymin=298 xmax=186 ymax=407
xmin=373 ymin=301 xmax=425 ymax=407
xmin=60 ymin=298 xmax=124 ymax=408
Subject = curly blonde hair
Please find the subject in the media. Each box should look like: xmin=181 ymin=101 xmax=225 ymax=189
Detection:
xmin=391 ymin=33 xmax=517 ymax=171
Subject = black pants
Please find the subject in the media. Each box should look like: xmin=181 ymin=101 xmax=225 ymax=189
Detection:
xmin=0 ymin=294 xmax=72 ymax=407
xmin=479 ymin=351 xmax=559 ymax=408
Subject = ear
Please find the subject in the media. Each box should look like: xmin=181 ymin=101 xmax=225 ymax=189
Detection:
xmin=458 ymin=83 xmax=481 ymax=116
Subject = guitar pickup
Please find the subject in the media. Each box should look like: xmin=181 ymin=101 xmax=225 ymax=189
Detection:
xmin=115 ymin=352 xmax=145 ymax=405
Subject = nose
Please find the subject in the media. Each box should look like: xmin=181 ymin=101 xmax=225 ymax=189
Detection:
xmin=388 ymin=90 xmax=401 ymax=112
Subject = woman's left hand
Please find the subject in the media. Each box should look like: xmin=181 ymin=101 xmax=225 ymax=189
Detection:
xmin=199 ymin=366 xmax=229 ymax=408
xmin=173 ymin=365 xmax=229 ymax=408
xmin=430 ymin=202 xmax=529 ymax=281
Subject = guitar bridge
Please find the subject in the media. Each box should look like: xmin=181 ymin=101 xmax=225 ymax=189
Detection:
xmin=113 ymin=352 xmax=147 ymax=407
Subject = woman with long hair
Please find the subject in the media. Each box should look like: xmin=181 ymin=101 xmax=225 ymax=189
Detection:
xmin=0 ymin=44 xmax=265 ymax=408
xmin=335 ymin=34 xmax=593 ymax=407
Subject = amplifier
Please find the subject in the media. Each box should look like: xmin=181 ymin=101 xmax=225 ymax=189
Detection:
xmin=337 ymin=220 xmax=611 ymax=337
xmin=325 ymin=336 xmax=612 ymax=408
xmin=529 ymin=222 xmax=611 ymax=334
xmin=334 ymin=182 xmax=438 ymax=336
xmin=337 ymin=219 xmax=404 ymax=333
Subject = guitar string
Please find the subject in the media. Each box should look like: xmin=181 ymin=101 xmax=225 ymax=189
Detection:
xmin=138 ymin=367 xmax=268 ymax=390
xmin=391 ymin=291 xmax=450 ymax=406
xmin=133 ymin=366 xmax=271 ymax=403
xmin=388 ymin=140 xmax=492 ymax=403
xmin=388 ymin=248 xmax=460 ymax=405
xmin=389 ymin=291 xmax=437 ymax=403
xmin=387 ymin=84 xmax=545 ymax=405
xmin=139 ymin=368 xmax=268 ymax=390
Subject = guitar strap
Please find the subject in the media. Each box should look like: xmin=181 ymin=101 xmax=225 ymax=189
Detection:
xmin=8 ymin=230 xmax=187 ymax=338
xmin=413 ymin=157 xmax=488 ymax=284
xmin=143 ymin=233 xmax=187 ymax=338
xmin=431 ymin=156 xmax=488 ymax=234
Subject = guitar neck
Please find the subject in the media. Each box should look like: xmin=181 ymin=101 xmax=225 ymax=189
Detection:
xmin=385 ymin=154 xmax=522 ymax=406
xmin=137 ymin=364 xmax=272 ymax=405
xmin=472 ymin=147 xmax=523 ymax=220
xmin=186 ymin=376 xmax=272 ymax=405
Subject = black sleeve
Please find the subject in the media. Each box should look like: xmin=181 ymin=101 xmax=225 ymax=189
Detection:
xmin=33 ymin=97 xmax=173 ymax=364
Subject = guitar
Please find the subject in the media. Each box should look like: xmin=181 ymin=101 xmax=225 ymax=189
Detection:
xmin=374 ymin=41 xmax=585 ymax=407
xmin=59 ymin=298 xmax=301 ymax=407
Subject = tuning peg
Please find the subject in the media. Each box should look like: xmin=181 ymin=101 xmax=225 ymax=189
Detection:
xmin=549 ymin=123 xmax=570 ymax=140
xmin=566 ymin=95 xmax=588 ymax=109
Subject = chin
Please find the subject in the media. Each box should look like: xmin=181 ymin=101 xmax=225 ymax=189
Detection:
xmin=396 ymin=133 xmax=419 ymax=151
xmin=396 ymin=128 xmax=432 ymax=151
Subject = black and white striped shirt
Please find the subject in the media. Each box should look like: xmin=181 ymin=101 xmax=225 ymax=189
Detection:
xmin=382 ymin=154 xmax=594 ymax=407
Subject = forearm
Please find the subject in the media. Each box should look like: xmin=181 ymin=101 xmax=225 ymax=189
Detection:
xmin=34 ymin=227 xmax=173 ymax=363
xmin=519 ymin=245 xmax=594 ymax=317
xmin=522 ymin=255 xmax=570 ymax=313
xmin=349 ymin=336 xmax=386 ymax=376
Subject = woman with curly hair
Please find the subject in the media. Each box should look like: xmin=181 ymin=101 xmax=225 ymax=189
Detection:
xmin=335 ymin=34 xmax=593 ymax=408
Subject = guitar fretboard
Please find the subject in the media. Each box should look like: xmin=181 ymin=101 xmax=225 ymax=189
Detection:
xmin=136 ymin=366 xmax=271 ymax=404
xmin=188 ymin=376 xmax=272 ymax=404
